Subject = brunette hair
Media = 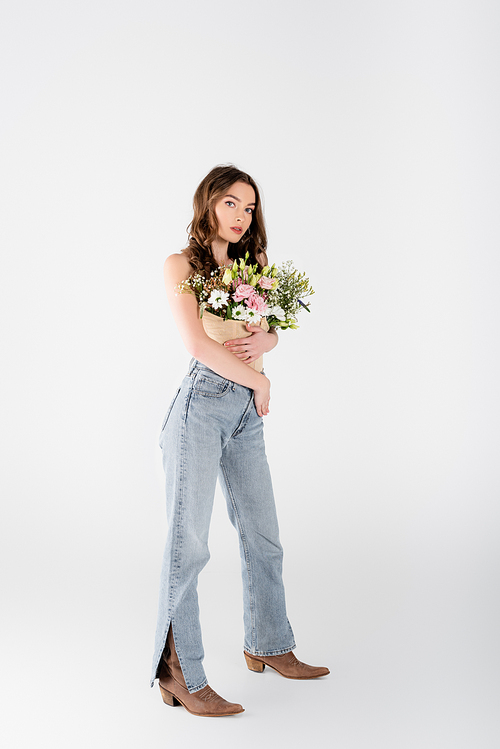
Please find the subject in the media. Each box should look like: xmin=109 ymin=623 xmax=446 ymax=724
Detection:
xmin=183 ymin=164 xmax=268 ymax=276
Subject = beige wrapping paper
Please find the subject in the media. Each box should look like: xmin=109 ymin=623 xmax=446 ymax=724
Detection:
xmin=201 ymin=309 xmax=269 ymax=372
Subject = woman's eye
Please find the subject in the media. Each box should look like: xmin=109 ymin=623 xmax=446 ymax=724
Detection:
xmin=245 ymin=208 xmax=253 ymax=214
xmin=225 ymin=201 xmax=235 ymax=208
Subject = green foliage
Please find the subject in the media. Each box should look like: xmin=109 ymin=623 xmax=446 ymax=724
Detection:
xmin=266 ymin=261 xmax=315 ymax=330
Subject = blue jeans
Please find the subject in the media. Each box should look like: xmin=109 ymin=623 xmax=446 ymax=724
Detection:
xmin=151 ymin=359 xmax=295 ymax=692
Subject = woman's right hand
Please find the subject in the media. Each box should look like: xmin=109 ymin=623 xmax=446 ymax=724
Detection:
xmin=254 ymin=375 xmax=271 ymax=417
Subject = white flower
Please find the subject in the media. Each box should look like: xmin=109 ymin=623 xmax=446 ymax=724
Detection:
xmin=245 ymin=309 xmax=261 ymax=324
xmin=231 ymin=304 xmax=248 ymax=321
xmin=267 ymin=305 xmax=287 ymax=321
xmin=207 ymin=289 xmax=230 ymax=309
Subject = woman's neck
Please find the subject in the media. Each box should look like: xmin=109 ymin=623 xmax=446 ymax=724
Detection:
xmin=211 ymin=238 xmax=230 ymax=267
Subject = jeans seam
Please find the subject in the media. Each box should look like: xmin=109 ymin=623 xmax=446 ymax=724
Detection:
xmin=172 ymin=623 xmax=208 ymax=693
xmin=219 ymin=458 xmax=256 ymax=651
xmin=153 ymin=395 xmax=189 ymax=688
xmin=159 ymin=387 xmax=181 ymax=443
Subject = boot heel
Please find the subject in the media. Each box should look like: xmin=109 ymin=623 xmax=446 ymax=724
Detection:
xmin=244 ymin=652 xmax=265 ymax=673
xmin=159 ymin=685 xmax=180 ymax=706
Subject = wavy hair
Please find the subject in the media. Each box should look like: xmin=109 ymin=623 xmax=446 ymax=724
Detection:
xmin=183 ymin=165 xmax=268 ymax=276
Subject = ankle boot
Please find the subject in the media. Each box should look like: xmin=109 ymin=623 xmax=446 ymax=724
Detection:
xmin=158 ymin=628 xmax=244 ymax=717
xmin=244 ymin=650 xmax=330 ymax=679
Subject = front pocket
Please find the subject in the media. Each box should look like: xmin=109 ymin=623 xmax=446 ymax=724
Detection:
xmin=193 ymin=372 xmax=231 ymax=398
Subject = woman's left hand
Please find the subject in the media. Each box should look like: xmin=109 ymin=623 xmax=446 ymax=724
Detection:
xmin=224 ymin=325 xmax=278 ymax=364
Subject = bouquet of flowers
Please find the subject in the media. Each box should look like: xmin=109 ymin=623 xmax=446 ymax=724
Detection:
xmin=177 ymin=253 xmax=314 ymax=330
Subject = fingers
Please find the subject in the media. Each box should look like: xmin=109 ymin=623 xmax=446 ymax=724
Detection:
xmin=225 ymin=327 xmax=269 ymax=362
xmin=224 ymin=328 xmax=261 ymax=347
xmin=224 ymin=337 xmax=248 ymax=347
xmin=254 ymin=391 xmax=270 ymax=417
xmin=224 ymin=340 xmax=255 ymax=361
xmin=225 ymin=344 xmax=249 ymax=354
xmin=258 ymin=401 xmax=270 ymax=416
xmin=224 ymin=342 xmax=248 ymax=355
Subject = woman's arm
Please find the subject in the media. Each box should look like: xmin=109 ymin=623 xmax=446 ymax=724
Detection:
xmin=164 ymin=254 xmax=271 ymax=416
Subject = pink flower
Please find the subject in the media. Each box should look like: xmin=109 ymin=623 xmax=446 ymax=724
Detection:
xmin=233 ymin=283 xmax=255 ymax=302
xmin=258 ymin=276 xmax=275 ymax=290
xmin=245 ymin=292 xmax=268 ymax=315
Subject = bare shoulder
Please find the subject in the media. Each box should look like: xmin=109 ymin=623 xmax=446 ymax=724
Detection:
xmin=164 ymin=252 xmax=193 ymax=283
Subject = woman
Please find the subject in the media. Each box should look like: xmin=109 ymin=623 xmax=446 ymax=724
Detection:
xmin=152 ymin=165 xmax=329 ymax=717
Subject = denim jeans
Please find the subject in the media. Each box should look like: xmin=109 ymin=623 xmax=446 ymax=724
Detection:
xmin=151 ymin=359 xmax=295 ymax=692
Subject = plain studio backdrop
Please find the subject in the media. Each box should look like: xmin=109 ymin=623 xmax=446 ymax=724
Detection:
xmin=1 ymin=1 xmax=499 ymax=747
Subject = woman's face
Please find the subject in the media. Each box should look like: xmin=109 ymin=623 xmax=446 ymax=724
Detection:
xmin=213 ymin=181 xmax=256 ymax=244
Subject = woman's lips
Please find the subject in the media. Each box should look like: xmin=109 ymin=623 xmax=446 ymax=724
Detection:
xmin=230 ymin=226 xmax=242 ymax=234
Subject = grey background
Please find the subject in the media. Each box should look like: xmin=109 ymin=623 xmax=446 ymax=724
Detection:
xmin=1 ymin=1 xmax=499 ymax=746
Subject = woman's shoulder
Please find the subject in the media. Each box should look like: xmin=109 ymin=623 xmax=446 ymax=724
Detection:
xmin=164 ymin=252 xmax=192 ymax=282
xmin=164 ymin=251 xmax=191 ymax=271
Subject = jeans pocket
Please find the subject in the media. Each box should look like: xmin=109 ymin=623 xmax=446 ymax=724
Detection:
xmin=193 ymin=372 xmax=231 ymax=398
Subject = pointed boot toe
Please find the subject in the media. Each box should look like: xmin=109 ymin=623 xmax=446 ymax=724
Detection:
xmin=158 ymin=627 xmax=244 ymax=716
xmin=159 ymin=674 xmax=244 ymax=717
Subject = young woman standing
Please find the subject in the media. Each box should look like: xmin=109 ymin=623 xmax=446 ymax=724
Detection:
xmin=152 ymin=165 xmax=329 ymax=717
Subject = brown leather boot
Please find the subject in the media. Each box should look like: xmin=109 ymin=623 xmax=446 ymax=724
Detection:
xmin=244 ymin=650 xmax=330 ymax=679
xmin=158 ymin=628 xmax=244 ymax=717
